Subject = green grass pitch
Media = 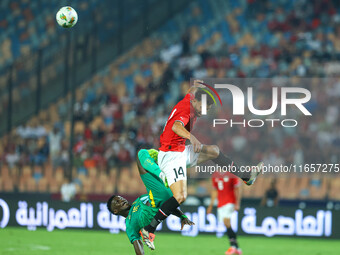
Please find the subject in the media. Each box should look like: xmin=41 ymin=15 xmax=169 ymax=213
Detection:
xmin=1 ymin=227 xmax=339 ymax=255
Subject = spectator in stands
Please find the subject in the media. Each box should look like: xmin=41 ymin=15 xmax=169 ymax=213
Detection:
xmin=261 ymin=180 xmax=279 ymax=207
xmin=31 ymin=136 xmax=49 ymax=165
xmin=5 ymin=146 xmax=19 ymax=169
xmin=74 ymin=100 xmax=91 ymax=123
xmin=181 ymin=31 xmax=191 ymax=56
xmin=49 ymin=126 xmax=62 ymax=168
xmin=101 ymin=98 xmax=116 ymax=127
xmin=61 ymin=178 xmax=77 ymax=202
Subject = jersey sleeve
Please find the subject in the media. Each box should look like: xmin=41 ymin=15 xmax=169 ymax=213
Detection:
xmin=173 ymin=95 xmax=191 ymax=126
xmin=126 ymin=224 xmax=141 ymax=244
xmin=174 ymin=110 xmax=190 ymax=126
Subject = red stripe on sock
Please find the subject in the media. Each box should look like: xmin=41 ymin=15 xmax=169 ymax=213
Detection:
xmin=159 ymin=209 xmax=167 ymax=217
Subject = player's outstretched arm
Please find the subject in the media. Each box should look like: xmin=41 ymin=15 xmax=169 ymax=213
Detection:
xmin=171 ymin=208 xmax=195 ymax=230
xmin=133 ymin=240 xmax=145 ymax=255
xmin=172 ymin=121 xmax=202 ymax=152
xmin=207 ymin=188 xmax=217 ymax=215
xmin=234 ymin=185 xmax=242 ymax=211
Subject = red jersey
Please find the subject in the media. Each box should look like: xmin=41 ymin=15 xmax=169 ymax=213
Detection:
xmin=159 ymin=93 xmax=197 ymax=152
xmin=212 ymin=172 xmax=240 ymax=208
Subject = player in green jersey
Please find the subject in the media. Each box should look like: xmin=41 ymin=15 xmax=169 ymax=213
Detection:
xmin=107 ymin=149 xmax=194 ymax=255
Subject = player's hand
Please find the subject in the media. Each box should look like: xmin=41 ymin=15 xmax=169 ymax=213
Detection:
xmin=193 ymin=79 xmax=205 ymax=88
xmin=234 ymin=203 xmax=240 ymax=211
xmin=206 ymin=205 xmax=213 ymax=215
xmin=181 ymin=217 xmax=195 ymax=230
xmin=190 ymin=135 xmax=202 ymax=153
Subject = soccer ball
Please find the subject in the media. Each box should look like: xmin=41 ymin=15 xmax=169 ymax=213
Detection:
xmin=56 ymin=6 xmax=78 ymax=28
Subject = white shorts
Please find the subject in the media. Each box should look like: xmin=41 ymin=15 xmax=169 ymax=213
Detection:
xmin=217 ymin=203 xmax=235 ymax=223
xmin=158 ymin=145 xmax=201 ymax=187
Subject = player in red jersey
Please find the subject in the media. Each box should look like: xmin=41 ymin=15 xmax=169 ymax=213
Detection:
xmin=207 ymin=172 xmax=242 ymax=255
xmin=141 ymin=80 xmax=263 ymax=249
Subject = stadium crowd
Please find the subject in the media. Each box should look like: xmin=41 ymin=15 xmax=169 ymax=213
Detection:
xmin=0 ymin=0 xmax=340 ymax=200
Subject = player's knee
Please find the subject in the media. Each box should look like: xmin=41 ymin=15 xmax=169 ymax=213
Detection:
xmin=137 ymin=149 xmax=147 ymax=159
xmin=174 ymin=192 xmax=187 ymax=204
xmin=224 ymin=218 xmax=231 ymax=228
xmin=209 ymin=145 xmax=220 ymax=159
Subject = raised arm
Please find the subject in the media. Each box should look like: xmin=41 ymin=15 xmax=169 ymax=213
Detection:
xmin=132 ymin=240 xmax=145 ymax=255
xmin=187 ymin=79 xmax=205 ymax=95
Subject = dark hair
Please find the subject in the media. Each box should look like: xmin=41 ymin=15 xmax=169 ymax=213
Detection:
xmin=107 ymin=195 xmax=116 ymax=214
xmin=195 ymin=89 xmax=215 ymax=106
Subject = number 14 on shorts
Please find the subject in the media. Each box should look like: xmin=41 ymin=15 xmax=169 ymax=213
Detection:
xmin=173 ymin=167 xmax=185 ymax=182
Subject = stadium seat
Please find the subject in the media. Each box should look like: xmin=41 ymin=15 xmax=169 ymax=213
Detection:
xmin=49 ymin=181 xmax=60 ymax=193
xmin=18 ymin=176 xmax=26 ymax=192
xmin=104 ymin=184 xmax=115 ymax=195
xmin=281 ymin=176 xmax=299 ymax=199
xmin=55 ymin=167 xmax=65 ymax=185
xmin=88 ymin=167 xmax=98 ymax=178
xmin=81 ymin=178 xmax=93 ymax=194
xmin=3 ymin=178 xmax=14 ymax=192
xmin=93 ymin=179 xmax=104 ymax=194
xmin=276 ymin=178 xmax=288 ymax=197
xmin=26 ymin=177 xmax=37 ymax=192
xmin=328 ymin=178 xmax=340 ymax=200
xmin=22 ymin=166 xmax=32 ymax=178
xmin=37 ymin=177 xmax=48 ymax=192
xmin=44 ymin=164 xmax=53 ymax=179
xmin=298 ymin=177 xmax=311 ymax=199
xmin=1 ymin=165 xmax=9 ymax=178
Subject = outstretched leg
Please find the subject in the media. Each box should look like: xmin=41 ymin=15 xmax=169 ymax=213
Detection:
xmin=197 ymin=145 xmax=262 ymax=185
xmin=137 ymin=149 xmax=162 ymax=176
xmin=141 ymin=149 xmax=188 ymax=247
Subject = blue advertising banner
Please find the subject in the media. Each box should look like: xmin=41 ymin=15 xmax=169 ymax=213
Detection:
xmin=0 ymin=197 xmax=339 ymax=239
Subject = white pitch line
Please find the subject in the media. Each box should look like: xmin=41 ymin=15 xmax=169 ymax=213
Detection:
xmin=5 ymin=244 xmax=51 ymax=252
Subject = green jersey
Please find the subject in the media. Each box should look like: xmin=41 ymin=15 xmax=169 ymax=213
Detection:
xmin=125 ymin=150 xmax=173 ymax=243
xmin=125 ymin=194 xmax=158 ymax=243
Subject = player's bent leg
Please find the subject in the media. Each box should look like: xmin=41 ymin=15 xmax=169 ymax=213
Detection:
xmin=140 ymin=229 xmax=155 ymax=250
xmin=140 ymin=173 xmax=172 ymax=205
xmin=169 ymin=179 xmax=187 ymax=204
xmin=138 ymin=149 xmax=169 ymax=187
xmin=224 ymin=217 xmax=241 ymax=255
xmin=137 ymin=149 xmax=162 ymax=177
xmin=142 ymin=150 xmax=187 ymax=243
xmin=139 ymin=172 xmax=172 ymax=251
xmin=197 ymin=144 xmax=263 ymax=186
xmin=217 ymin=204 xmax=240 ymax=254
xmin=141 ymin=194 xmax=181 ymax=249
xmin=142 ymin=180 xmax=186 ymax=236
xmin=223 ymin=217 xmax=231 ymax=228
xmin=196 ymin=145 xmax=220 ymax=164
xmin=225 ymin=218 xmax=239 ymax=255
xmin=136 ymin=152 xmax=148 ymax=175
